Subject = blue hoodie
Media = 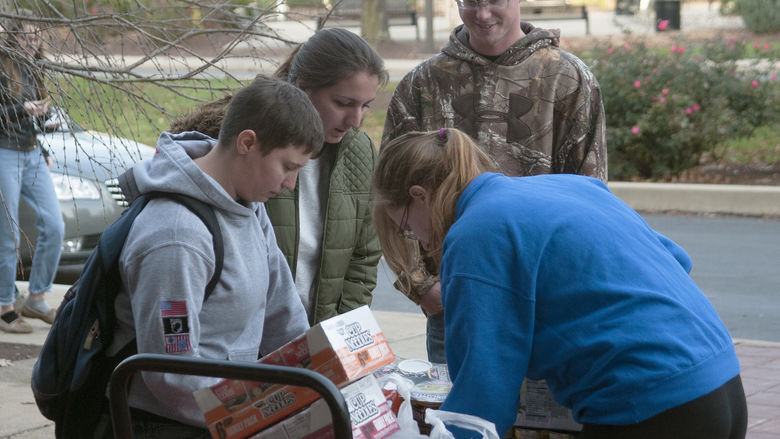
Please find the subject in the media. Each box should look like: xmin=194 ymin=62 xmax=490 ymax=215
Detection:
xmin=108 ymin=132 xmax=309 ymax=426
xmin=439 ymin=173 xmax=739 ymax=437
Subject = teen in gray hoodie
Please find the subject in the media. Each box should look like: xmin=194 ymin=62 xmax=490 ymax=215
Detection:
xmin=106 ymin=76 xmax=324 ymax=435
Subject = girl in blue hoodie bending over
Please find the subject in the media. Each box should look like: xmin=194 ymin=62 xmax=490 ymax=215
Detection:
xmin=372 ymin=128 xmax=746 ymax=439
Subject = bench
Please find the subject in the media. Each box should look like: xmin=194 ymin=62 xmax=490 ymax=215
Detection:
xmin=316 ymin=0 xmax=420 ymax=40
xmin=520 ymin=0 xmax=590 ymax=35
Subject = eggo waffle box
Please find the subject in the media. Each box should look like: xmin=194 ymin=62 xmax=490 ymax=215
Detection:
xmin=193 ymin=305 xmax=396 ymax=439
xmin=246 ymin=374 xmax=400 ymax=439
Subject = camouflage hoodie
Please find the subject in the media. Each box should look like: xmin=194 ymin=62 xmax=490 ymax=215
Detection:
xmin=381 ymin=23 xmax=608 ymax=303
xmin=382 ymin=22 xmax=607 ymax=181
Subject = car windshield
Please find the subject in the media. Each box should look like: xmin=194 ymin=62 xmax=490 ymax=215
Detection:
xmin=35 ymin=107 xmax=85 ymax=134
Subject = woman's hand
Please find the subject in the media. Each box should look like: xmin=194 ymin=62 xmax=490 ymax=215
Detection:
xmin=420 ymin=281 xmax=443 ymax=315
xmin=43 ymin=119 xmax=62 ymax=132
xmin=23 ymin=100 xmax=48 ymax=117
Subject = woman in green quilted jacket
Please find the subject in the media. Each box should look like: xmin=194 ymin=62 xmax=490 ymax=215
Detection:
xmin=170 ymin=28 xmax=388 ymax=325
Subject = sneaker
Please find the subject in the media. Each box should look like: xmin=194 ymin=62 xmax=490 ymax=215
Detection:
xmin=0 ymin=310 xmax=33 ymax=334
xmin=22 ymin=303 xmax=57 ymax=324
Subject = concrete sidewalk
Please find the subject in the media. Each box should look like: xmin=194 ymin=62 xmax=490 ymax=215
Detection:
xmin=0 ymin=285 xmax=432 ymax=439
xmin=2 ymin=283 xmax=780 ymax=438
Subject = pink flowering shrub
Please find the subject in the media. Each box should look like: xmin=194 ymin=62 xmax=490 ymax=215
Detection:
xmin=583 ymin=37 xmax=780 ymax=179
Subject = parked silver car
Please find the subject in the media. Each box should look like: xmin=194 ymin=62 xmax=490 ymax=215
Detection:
xmin=17 ymin=109 xmax=156 ymax=283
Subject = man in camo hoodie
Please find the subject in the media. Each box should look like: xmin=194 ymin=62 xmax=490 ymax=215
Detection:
xmin=381 ymin=0 xmax=608 ymax=363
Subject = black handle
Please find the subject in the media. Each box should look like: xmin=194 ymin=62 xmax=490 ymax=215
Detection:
xmin=109 ymin=353 xmax=352 ymax=439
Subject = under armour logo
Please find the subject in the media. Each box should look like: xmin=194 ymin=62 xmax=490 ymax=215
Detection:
xmin=453 ymin=93 xmax=533 ymax=143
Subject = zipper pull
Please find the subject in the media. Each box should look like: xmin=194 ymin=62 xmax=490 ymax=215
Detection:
xmin=84 ymin=320 xmax=100 ymax=350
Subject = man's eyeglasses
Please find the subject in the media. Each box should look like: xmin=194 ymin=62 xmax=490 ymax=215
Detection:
xmin=456 ymin=0 xmax=510 ymax=11
xmin=397 ymin=202 xmax=419 ymax=241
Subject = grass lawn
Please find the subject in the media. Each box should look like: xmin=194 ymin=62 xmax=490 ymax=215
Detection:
xmin=55 ymin=77 xmax=246 ymax=148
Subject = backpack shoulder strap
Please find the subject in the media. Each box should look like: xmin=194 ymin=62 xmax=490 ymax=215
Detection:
xmin=142 ymin=192 xmax=224 ymax=301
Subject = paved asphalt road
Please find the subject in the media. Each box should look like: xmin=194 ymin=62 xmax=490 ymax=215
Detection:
xmin=370 ymin=213 xmax=780 ymax=343
xmin=644 ymin=213 xmax=780 ymax=343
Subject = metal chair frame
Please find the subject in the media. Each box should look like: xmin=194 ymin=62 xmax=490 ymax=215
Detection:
xmin=109 ymin=353 xmax=352 ymax=439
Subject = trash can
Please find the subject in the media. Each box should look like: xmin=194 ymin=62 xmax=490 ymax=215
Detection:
xmin=655 ymin=0 xmax=681 ymax=31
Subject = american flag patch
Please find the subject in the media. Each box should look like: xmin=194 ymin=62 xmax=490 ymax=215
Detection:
xmin=160 ymin=300 xmax=187 ymax=317
xmin=165 ymin=334 xmax=191 ymax=353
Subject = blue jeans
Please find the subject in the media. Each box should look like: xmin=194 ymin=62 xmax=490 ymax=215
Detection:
xmin=0 ymin=148 xmax=64 ymax=306
xmin=426 ymin=310 xmax=446 ymax=364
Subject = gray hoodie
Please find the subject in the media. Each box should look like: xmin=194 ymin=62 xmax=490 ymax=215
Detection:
xmin=109 ymin=131 xmax=309 ymax=426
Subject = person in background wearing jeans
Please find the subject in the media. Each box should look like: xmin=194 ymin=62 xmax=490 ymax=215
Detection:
xmin=0 ymin=20 xmax=64 ymax=333
xmin=380 ymin=0 xmax=607 ymax=363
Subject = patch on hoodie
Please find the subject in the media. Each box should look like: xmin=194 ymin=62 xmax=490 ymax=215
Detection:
xmin=160 ymin=300 xmax=191 ymax=353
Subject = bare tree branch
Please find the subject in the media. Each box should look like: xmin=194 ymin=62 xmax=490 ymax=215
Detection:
xmin=1 ymin=0 xmax=323 ymax=142
xmin=1 ymin=1 xmax=335 ymax=277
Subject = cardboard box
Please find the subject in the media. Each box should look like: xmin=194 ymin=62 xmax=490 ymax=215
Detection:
xmin=514 ymin=379 xmax=581 ymax=432
xmin=194 ymin=306 xmax=396 ymax=439
xmin=246 ymin=374 xmax=400 ymax=439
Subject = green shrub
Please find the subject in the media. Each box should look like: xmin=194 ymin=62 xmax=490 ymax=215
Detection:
xmin=735 ymin=0 xmax=780 ymax=33
xmin=719 ymin=0 xmax=738 ymax=15
xmin=584 ymin=38 xmax=780 ymax=180
xmin=286 ymin=0 xmax=325 ymax=8
xmin=714 ymin=124 xmax=780 ymax=164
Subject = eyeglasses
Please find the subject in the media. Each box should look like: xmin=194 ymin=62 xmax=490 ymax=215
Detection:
xmin=456 ymin=0 xmax=510 ymax=11
xmin=397 ymin=202 xmax=419 ymax=241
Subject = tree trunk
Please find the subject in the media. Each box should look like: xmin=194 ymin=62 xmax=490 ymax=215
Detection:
xmin=362 ymin=0 xmax=389 ymax=45
xmin=424 ymin=0 xmax=435 ymax=52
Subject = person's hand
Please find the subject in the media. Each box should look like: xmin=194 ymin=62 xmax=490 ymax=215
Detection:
xmin=43 ymin=104 xmax=64 ymax=131
xmin=23 ymin=100 xmax=48 ymax=117
xmin=45 ymin=155 xmax=53 ymax=168
xmin=419 ymin=281 xmax=443 ymax=316
xmin=43 ymin=119 xmax=61 ymax=131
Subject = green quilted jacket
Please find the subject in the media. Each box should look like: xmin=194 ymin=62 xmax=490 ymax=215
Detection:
xmin=265 ymin=129 xmax=382 ymax=325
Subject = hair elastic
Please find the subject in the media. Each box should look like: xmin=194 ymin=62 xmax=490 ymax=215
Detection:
xmin=438 ymin=127 xmax=447 ymax=141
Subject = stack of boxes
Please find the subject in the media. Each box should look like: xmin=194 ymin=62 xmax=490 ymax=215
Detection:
xmin=193 ymin=306 xmax=400 ymax=439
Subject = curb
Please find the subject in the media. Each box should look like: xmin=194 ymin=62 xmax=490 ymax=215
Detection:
xmin=49 ymin=54 xmax=424 ymax=81
xmin=733 ymin=338 xmax=780 ymax=348
xmin=608 ymin=182 xmax=780 ymax=218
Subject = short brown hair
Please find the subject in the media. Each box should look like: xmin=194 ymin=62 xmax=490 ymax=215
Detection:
xmin=218 ymin=75 xmax=324 ymax=157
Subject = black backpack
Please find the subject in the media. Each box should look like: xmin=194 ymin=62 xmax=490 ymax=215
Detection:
xmin=31 ymin=191 xmax=224 ymax=438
